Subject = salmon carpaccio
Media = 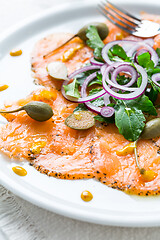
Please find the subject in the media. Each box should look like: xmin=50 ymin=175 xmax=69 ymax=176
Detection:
xmin=1 ymin=14 xmax=160 ymax=196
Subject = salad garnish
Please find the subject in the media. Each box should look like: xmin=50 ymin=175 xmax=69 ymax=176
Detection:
xmin=62 ymin=25 xmax=160 ymax=142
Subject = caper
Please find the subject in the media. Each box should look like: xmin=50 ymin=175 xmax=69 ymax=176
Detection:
xmin=140 ymin=118 xmax=160 ymax=139
xmin=77 ymin=22 xmax=109 ymax=42
xmin=44 ymin=22 xmax=109 ymax=58
xmin=133 ymin=118 xmax=160 ymax=177
xmin=0 ymin=101 xmax=53 ymax=122
xmin=65 ymin=111 xmax=95 ymax=130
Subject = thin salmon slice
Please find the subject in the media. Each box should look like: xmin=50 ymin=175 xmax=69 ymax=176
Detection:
xmin=1 ymin=17 xmax=160 ymax=195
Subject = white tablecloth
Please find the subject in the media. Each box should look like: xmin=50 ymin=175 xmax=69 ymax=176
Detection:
xmin=0 ymin=0 xmax=160 ymax=239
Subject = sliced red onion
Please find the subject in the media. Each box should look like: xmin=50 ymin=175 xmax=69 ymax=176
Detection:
xmin=101 ymin=40 xmax=136 ymax=65
xmin=103 ymin=93 xmax=110 ymax=106
xmin=80 ymin=72 xmax=105 ymax=114
xmin=102 ymin=63 xmax=138 ymax=92
xmin=127 ymin=42 xmax=158 ymax=66
xmin=62 ymin=72 xmax=106 ymax=103
xmin=124 ymin=37 xmax=154 ymax=47
xmin=90 ymin=57 xmax=104 ymax=66
xmin=101 ymin=64 xmax=109 ymax=75
xmin=144 ymin=38 xmax=154 ymax=47
xmin=84 ymin=102 xmax=102 ymax=114
xmin=151 ymin=73 xmax=160 ymax=87
xmin=68 ymin=65 xmax=100 ymax=80
xmin=102 ymin=63 xmax=148 ymax=100
xmin=111 ymin=64 xmax=138 ymax=87
xmin=100 ymin=106 xmax=115 ymax=117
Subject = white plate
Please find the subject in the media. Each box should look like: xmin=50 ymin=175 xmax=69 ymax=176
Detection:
xmin=1 ymin=0 xmax=160 ymax=227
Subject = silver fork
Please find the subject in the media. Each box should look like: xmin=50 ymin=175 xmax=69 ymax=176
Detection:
xmin=98 ymin=1 xmax=160 ymax=38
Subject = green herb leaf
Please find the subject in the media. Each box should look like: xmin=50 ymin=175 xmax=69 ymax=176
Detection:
xmin=63 ymin=79 xmax=80 ymax=98
xmin=88 ymin=72 xmax=102 ymax=86
xmin=116 ymin=74 xmax=131 ymax=86
xmin=110 ymin=44 xmax=127 ymax=60
xmin=146 ymin=60 xmax=154 ymax=73
xmin=89 ymin=88 xmax=104 ymax=107
xmin=151 ymin=67 xmax=160 ymax=74
xmin=86 ymin=26 xmax=104 ymax=59
xmin=138 ymin=52 xmax=151 ymax=68
xmin=115 ymin=100 xmax=145 ymax=141
xmin=73 ymin=103 xmax=88 ymax=112
xmin=124 ymin=95 xmax=157 ymax=116
xmin=137 ymin=76 xmax=142 ymax=88
xmin=146 ymin=87 xmax=158 ymax=104
xmin=75 ymin=64 xmax=98 ymax=86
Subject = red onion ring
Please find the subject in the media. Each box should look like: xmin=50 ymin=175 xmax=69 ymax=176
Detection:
xmin=151 ymin=73 xmax=160 ymax=88
xmin=68 ymin=65 xmax=100 ymax=80
xmin=103 ymin=93 xmax=110 ymax=106
xmin=90 ymin=57 xmax=104 ymax=66
xmin=101 ymin=64 xmax=109 ymax=75
xmin=102 ymin=40 xmax=158 ymax=66
xmin=102 ymin=63 xmax=138 ymax=92
xmin=127 ymin=42 xmax=158 ymax=66
xmin=144 ymin=38 xmax=154 ymax=47
xmin=100 ymin=106 xmax=115 ymax=117
xmin=101 ymin=40 xmax=137 ymax=65
xmin=111 ymin=64 xmax=138 ymax=87
xmin=80 ymin=72 xmax=106 ymax=113
xmin=62 ymin=72 xmax=106 ymax=104
xmin=102 ymin=63 xmax=148 ymax=100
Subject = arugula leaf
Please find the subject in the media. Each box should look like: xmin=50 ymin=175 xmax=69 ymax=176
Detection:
xmin=75 ymin=64 xmax=98 ymax=86
xmin=115 ymin=100 xmax=145 ymax=141
xmin=108 ymin=49 xmax=124 ymax=62
xmin=89 ymin=88 xmax=104 ymax=107
xmin=89 ymin=88 xmax=103 ymax=95
xmin=73 ymin=103 xmax=87 ymax=112
xmin=88 ymin=72 xmax=102 ymax=86
xmin=146 ymin=87 xmax=158 ymax=104
xmin=86 ymin=26 xmax=104 ymax=59
xmin=94 ymin=115 xmax=114 ymax=123
xmin=116 ymin=74 xmax=131 ymax=86
xmin=123 ymin=95 xmax=157 ymax=116
xmin=110 ymin=44 xmax=128 ymax=60
xmin=108 ymin=45 xmax=131 ymax=62
xmin=137 ymin=76 xmax=142 ymax=88
xmin=63 ymin=79 xmax=80 ymax=98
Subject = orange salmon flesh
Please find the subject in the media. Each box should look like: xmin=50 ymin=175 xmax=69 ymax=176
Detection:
xmin=1 ymin=13 xmax=160 ymax=196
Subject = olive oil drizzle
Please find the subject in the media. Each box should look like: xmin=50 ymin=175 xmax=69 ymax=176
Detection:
xmin=12 ymin=166 xmax=27 ymax=176
xmin=81 ymin=190 xmax=93 ymax=202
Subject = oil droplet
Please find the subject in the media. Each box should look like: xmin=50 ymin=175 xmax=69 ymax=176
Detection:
xmin=10 ymin=49 xmax=22 ymax=56
xmin=116 ymin=141 xmax=136 ymax=156
xmin=81 ymin=190 xmax=93 ymax=202
xmin=141 ymin=170 xmax=157 ymax=182
xmin=0 ymin=85 xmax=8 ymax=92
xmin=12 ymin=166 xmax=27 ymax=176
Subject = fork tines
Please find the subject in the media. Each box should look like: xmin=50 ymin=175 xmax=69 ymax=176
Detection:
xmin=98 ymin=1 xmax=141 ymax=34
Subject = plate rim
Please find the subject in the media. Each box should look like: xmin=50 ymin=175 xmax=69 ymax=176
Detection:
xmin=1 ymin=0 xmax=160 ymax=227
